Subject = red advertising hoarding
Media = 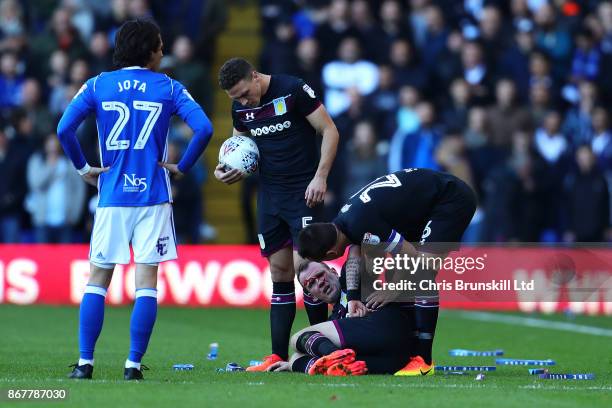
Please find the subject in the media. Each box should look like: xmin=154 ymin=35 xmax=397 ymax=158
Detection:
xmin=0 ymin=245 xmax=610 ymax=315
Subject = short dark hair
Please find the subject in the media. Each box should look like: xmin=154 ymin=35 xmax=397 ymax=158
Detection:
xmin=218 ymin=58 xmax=255 ymax=90
xmin=113 ymin=19 xmax=161 ymax=68
xmin=297 ymin=223 xmax=337 ymax=260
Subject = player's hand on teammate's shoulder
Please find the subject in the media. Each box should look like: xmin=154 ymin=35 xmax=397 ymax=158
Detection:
xmin=347 ymin=300 xmax=368 ymax=318
xmin=305 ymin=175 xmax=326 ymax=208
xmin=158 ymin=162 xmax=184 ymax=177
xmin=81 ymin=166 xmax=109 ymax=187
xmin=214 ymin=163 xmax=244 ymax=185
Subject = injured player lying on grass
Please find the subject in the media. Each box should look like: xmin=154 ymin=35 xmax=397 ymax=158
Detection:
xmin=266 ymin=260 xmax=417 ymax=375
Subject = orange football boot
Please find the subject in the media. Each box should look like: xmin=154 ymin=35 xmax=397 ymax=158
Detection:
xmin=307 ymin=349 xmax=356 ymax=375
xmin=326 ymin=360 xmax=368 ymax=376
xmin=246 ymin=354 xmax=285 ymax=372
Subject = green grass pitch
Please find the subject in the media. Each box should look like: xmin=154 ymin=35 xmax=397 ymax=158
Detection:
xmin=0 ymin=305 xmax=610 ymax=407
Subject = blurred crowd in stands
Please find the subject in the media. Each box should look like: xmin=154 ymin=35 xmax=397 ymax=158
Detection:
xmin=0 ymin=0 xmax=225 ymax=244
xmin=0 ymin=0 xmax=609 ymax=245
xmin=254 ymin=0 xmax=611 ymax=244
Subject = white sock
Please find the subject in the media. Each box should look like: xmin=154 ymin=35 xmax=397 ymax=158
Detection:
xmin=79 ymin=358 xmax=94 ymax=366
xmin=125 ymin=359 xmax=141 ymax=370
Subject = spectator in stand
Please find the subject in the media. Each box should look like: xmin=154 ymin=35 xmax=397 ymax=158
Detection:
xmin=366 ymin=65 xmax=399 ymax=141
xmin=534 ymin=110 xmax=571 ymax=239
xmin=20 ymin=78 xmax=54 ymax=145
xmin=460 ymin=41 xmax=493 ymax=105
xmin=441 ymin=78 xmax=470 ymax=133
xmin=589 ymin=106 xmax=612 ymax=174
xmin=388 ymin=101 xmax=441 ymax=172
xmin=25 ymin=133 xmax=85 ymax=243
xmin=564 ymin=145 xmax=610 ymax=242
xmin=88 ymin=31 xmax=113 ymax=74
xmin=528 ymin=81 xmax=553 ymax=126
xmin=534 ymin=3 xmax=572 ymax=80
xmin=499 ymin=19 xmax=536 ymax=102
xmin=407 ymin=0 xmax=431 ymax=52
xmin=29 ymin=7 xmax=88 ymax=80
xmin=435 ymin=133 xmax=476 ymax=192
xmin=420 ymin=4 xmax=449 ymax=69
xmin=482 ymin=130 xmax=548 ymax=242
xmin=50 ymin=58 xmax=89 ymax=116
xmin=322 ymin=36 xmax=379 ymax=117
xmin=349 ymin=0 xmax=380 ymax=62
xmin=0 ymin=50 xmax=23 ymax=110
xmin=294 ymin=38 xmax=323 ymax=97
xmin=260 ymin=18 xmax=298 ymax=75
xmin=0 ymin=119 xmax=29 ymax=242
xmin=388 ymin=38 xmax=428 ymax=92
xmin=341 ymin=120 xmax=387 ymax=203
xmin=478 ymin=5 xmax=512 ymax=69
xmin=563 ymin=81 xmax=598 ymax=146
xmin=487 ymin=78 xmax=532 ymax=148
xmin=0 ymin=0 xmax=25 ymax=53
xmin=170 ymin=36 xmax=211 ymax=112
xmin=570 ymin=27 xmax=601 ymax=83
xmin=394 ymin=85 xmax=421 ymax=136
xmin=373 ymin=0 xmax=412 ymax=64
xmin=463 ymin=106 xmax=489 ymax=149
xmin=315 ymin=0 xmax=358 ymax=64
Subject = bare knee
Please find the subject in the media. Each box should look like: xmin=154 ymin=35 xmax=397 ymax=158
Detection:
xmin=88 ymin=264 xmax=114 ymax=288
xmin=269 ymin=252 xmax=294 ymax=282
xmin=135 ymin=264 xmax=158 ymax=289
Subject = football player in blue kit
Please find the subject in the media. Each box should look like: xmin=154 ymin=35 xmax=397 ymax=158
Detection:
xmin=57 ymin=19 xmax=213 ymax=380
xmin=215 ymin=58 xmax=340 ymax=371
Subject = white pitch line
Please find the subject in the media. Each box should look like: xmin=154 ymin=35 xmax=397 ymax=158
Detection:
xmin=456 ymin=311 xmax=612 ymax=337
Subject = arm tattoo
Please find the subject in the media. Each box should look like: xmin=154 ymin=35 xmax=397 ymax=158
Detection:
xmin=345 ymin=257 xmax=361 ymax=291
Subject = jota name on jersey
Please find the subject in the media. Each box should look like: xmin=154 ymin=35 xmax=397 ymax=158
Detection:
xmin=118 ymin=79 xmax=147 ymax=93
xmin=250 ymin=121 xmax=291 ymax=136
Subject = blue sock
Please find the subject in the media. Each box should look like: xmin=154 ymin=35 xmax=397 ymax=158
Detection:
xmin=128 ymin=288 xmax=158 ymax=363
xmin=79 ymin=285 xmax=107 ymax=361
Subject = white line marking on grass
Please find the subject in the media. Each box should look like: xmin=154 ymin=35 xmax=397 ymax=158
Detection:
xmin=456 ymin=311 xmax=612 ymax=337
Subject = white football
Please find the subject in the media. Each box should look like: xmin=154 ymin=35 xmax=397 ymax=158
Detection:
xmin=218 ymin=136 xmax=259 ymax=174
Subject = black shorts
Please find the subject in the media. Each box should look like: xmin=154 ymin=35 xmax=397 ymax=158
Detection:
xmin=257 ymin=188 xmax=320 ymax=257
xmin=332 ymin=305 xmax=416 ymax=374
xmin=410 ymin=176 xmax=477 ymax=253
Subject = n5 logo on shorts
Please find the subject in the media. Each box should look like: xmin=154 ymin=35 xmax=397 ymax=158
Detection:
xmin=123 ymin=173 xmax=147 ymax=192
xmin=250 ymin=121 xmax=291 ymax=136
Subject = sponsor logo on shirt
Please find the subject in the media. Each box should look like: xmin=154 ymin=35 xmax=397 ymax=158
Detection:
xmin=249 ymin=121 xmax=291 ymax=137
xmin=123 ymin=173 xmax=148 ymax=193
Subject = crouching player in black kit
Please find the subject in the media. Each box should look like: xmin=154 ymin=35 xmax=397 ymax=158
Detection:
xmin=298 ymin=168 xmax=477 ymax=376
xmin=215 ymin=58 xmax=340 ymax=371
xmin=267 ymin=260 xmax=416 ymax=375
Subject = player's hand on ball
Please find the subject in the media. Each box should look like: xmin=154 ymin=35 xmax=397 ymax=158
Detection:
xmin=267 ymin=361 xmax=291 ymax=372
xmin=305 ymin=175 xmax=326 ymax=207
xmin=214 ymin=163 xmax=244 ymax=185
xmin=81 ymin=166 xmax=109 ymax=187
xmin=158 ymin=162 xmax=184 ymax=176
xmin=348 ymin=300 xmax=368 ymax=317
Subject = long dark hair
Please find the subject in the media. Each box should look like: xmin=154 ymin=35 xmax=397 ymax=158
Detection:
xmin=112 ymin=19 xmax=161 ymax=69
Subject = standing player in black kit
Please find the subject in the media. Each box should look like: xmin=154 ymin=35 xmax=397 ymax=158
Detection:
xmin=298 ymin=168 xmax=477 ymax=375
xmin=216 ymin=58 xmax=340 ymax=371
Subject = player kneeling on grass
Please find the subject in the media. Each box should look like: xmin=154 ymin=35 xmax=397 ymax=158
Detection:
xmin=267 ymin=261 xmax=416 ymax=375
